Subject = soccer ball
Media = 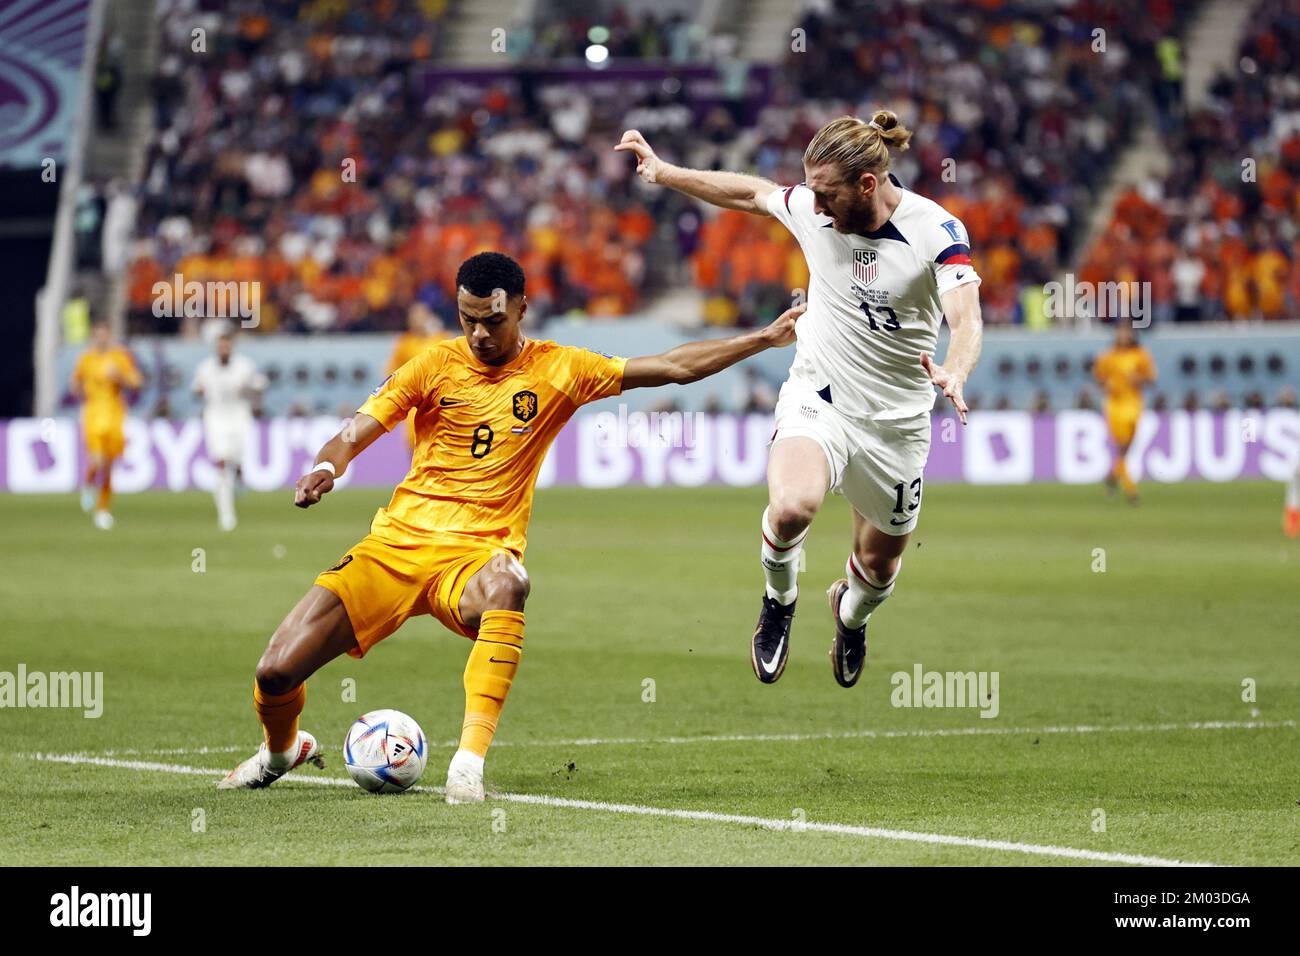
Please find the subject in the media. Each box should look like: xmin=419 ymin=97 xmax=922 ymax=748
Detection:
xmin=343 ymin=709 xmax=428 ymax=793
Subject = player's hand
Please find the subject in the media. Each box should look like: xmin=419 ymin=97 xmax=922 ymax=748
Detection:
xmin=294 ymin=468 xmax=334 ymax=508
xmin=920 ymin=353 xmax=969 ymax=424
xmin=764 ymin=303 xmax=806 ymax=348
xmin=615 ymin=130 xmax=663 ymax=184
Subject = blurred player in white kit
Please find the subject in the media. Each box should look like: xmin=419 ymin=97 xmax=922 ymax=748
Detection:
xmin=193 ymin=326 xmax=267 ymax=530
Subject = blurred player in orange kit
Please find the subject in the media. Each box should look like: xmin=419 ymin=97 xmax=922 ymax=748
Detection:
xmin=219 ymin=252 xmax=803 ymax=802
xmin=1285 ymin=463 xmax=1300 ymax=539
xmin=70 ymin=320 xmax=143 ymax=529
xmin=388 ymin=302 xmax=448 ymax=374
xmin=1093 ymin=325 xmax=1157 ymax=503
xmin=387 ymin=303 xmax=449 ymax=449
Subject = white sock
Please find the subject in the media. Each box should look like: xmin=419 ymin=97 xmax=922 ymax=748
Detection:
xmin=267 ymin=737 xmax=299 ymax=771
xmin=839 ymin=554 xmax=899 ymax=629
xmin=760 ymin=507 xmax=807 ymax=605
xmin=449 ymin=748 xmax=485 ymax=777
xmin=215 ymin=464 xmax=236 ymax=526
xmin=1287 ymin=470 xmax=1299 ymax=510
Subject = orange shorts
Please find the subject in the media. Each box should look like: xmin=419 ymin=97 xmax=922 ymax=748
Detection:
xmin=84 ymin=423 xmax=125 ymax=459
xmin=314 ymin=532 xmax=508 ymax=658
xmin=1106 ymin=403 xmax=1141 ymax=446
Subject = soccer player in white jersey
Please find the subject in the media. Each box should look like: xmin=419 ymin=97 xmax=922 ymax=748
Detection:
xmin=617 ymin=111 xmax=983 ymax=686
xmin=193 ymin=326 xmax=267 ymax=531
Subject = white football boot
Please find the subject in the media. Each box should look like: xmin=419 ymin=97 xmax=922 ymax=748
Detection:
xmin=444 ymin=749 xmax=485 ymax=804
xmin=93 ymin=509 xmax=114 ymax=530
xmin=217 ymin=731 xmax=324 ymax=790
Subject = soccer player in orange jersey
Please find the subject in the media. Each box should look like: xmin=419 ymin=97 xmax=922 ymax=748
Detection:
xmin=70 ymin=320 xmax=143 ymax=529
xmin=220 ymin=252 xmax=801 ymax=801
xmin=1285 ymin=463 xmax=1300 ymax=539
xmin=1092 ymin=325 xmax=1157 ymax=503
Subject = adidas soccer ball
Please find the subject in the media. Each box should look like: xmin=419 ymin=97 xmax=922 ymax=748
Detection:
xmin=343 ymin=709 xmax=428 ymax=793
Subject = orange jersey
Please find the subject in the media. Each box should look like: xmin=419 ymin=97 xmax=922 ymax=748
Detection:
xmin=387 ymin=331 xmax=449 ymax=375
xmin=358 ymin=336 xmax=626 ymax=555
xmin=72 ymin=346 xmax=142 ymax=428
xmin=1093 ymin=345 xmax=1156 ymax=406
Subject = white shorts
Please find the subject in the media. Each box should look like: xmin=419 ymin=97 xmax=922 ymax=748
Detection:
xmin=772 ymin=382 xmax=931 ymax=536
xmin=204 ymin=412 xmax=251 ymax=464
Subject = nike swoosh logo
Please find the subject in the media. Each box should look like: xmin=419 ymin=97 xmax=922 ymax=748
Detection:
xmin=439 ymin=397 xmax=463 ymax=407
xmin=955 ymin=272 xmax=965 ymax=280
xmin=489 ymin=657 xmax=513 ymax=664
xmin=759 ymin=636 xmax=785 ymax=674
xmin=889 ymin=517 xmax=913 ymax=526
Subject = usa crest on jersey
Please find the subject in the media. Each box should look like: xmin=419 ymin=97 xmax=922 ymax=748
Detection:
xmin=853 ymin=249 xmax=878 ymax=290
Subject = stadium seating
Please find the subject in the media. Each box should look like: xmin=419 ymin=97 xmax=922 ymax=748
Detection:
xmin=696 ymin=0 xmax=1200 ymax=326
xmin=119 ymin=0 xmax=1239 ymax=334
xmin=1078 ymin=0 xmax=1300 ymax=324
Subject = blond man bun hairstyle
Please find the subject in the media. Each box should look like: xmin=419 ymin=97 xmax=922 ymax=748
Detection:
xmin=803 ymin=110 xmax=913 ymax=184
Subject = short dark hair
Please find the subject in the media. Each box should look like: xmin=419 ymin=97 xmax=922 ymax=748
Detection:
xmin=456 ymin=252 xmax=525 ymax=299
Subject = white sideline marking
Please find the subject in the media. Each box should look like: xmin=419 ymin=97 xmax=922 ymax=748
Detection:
xmin=505 ymin=718 xmax=1297 ymax=748
xmin=62 ymin=718 xmax=1296 ymax=757
xmin=28 ymin=751 xmax=1215 ymax=867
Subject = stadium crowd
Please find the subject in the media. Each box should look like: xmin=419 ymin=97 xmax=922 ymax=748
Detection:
xmin=107 ymin=0 xmax=1295 ymax=335
xmin=124 ymin=0 xmax=670 ymax=335
xmin=690 ymin=0 xmax=1192 ymax=326
xmin=1079 ymin=0 xmax=1300 ymax=323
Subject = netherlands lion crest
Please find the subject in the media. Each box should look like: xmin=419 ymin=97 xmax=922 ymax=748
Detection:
xmin=512 ymin=390 xmax=538 ymax=423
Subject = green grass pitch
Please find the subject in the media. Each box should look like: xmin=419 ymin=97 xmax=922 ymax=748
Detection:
xmin=0 ymin=481 xmax=1296 ymax=866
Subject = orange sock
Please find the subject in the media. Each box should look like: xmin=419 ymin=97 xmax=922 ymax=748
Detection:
xmin=1115 ymin=458 xmax=1136 ymax=497
xmin=459 ymin=610 xmax=525 ymax=757
xmin=253 ymin=681 xmax=305 ymax=754
xmin=96 ymin=471 xmax=113 ymax=512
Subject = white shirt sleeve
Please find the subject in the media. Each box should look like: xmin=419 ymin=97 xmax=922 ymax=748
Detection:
xmin=238 ymin=356 xmax=267 ymax=393
xmin=927 ymin=214 xmax=981 ymax=298
xmin=192 ymin=359 xmax=210 ymax=394
xmin=765 ymin=183 xmax=821 ymax=240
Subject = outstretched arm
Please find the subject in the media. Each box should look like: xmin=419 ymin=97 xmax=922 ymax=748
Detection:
xmin=622 ymin=305 xmax=802 ymax=390
xmin=295 ymin=413 xmax=387 ymax=508
xmin=922 ymin=283 xmax=983 ymax=424
xmin=615 ymin=130 xmax=779 ymax=216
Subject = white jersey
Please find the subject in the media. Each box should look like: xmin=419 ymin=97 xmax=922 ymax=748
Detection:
xmin=766 ymin=175 xmax=980 ymax=421
xmin=194 ymin=354 xmax=265 ymax=419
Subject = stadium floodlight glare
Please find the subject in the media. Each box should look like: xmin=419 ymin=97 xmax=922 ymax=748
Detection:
xmin=585 ymin=44 xmax=609 ymax=65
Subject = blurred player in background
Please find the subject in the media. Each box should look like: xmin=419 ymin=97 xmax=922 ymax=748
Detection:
xmin=193 ymin=326 xmax=266 ymax=531
xmin=1093 ymin=326 xmax=1157 ymax=504
xmin=1285 ymin=464 xmax=1299 ymax=538
xmin=71 ymin=320 xmax=142 ymax=530
xmin=218 ymin=252 xmax=802 ymax=803
xmin=387 ymin=303 xmax=449 ymax=449
xmin=388 ymin=302 xmax=448 ymax=373
xmin=618 ymin=111 xmax=983 ymax=689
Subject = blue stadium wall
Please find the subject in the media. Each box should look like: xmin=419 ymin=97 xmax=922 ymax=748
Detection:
xmin=53 ymin=322 xmax=1300 ymax=419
